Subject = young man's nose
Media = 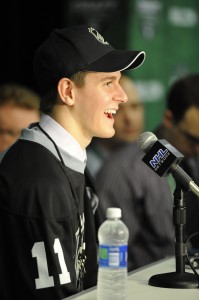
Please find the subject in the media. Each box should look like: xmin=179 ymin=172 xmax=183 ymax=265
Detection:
xmin=114 ymin=86 xmax=128 ymax=103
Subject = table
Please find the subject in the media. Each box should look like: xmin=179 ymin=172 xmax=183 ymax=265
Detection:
xmin=63 ymin=257 xmax=199 ymax=300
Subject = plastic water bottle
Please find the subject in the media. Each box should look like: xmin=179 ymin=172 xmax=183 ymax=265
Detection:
xmin=97 ymin=207 xmax=129 ymax=300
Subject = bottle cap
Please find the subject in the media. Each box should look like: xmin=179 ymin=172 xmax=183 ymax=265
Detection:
xmin=106 ymin=207 xmax=122 ymax=219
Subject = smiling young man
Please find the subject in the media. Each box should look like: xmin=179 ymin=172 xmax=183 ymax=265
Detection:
xmin=0 ymin=25 xmax=145 ymax=299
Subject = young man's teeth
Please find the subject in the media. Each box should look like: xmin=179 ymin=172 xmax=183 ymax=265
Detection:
xmin=104 ymin=109 xmax=116 ymax=114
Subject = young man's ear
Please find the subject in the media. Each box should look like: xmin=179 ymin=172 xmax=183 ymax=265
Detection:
xmin=58 ymin=78 xmax=75 ymax=106
xmin=163 ymin=109 xmax=174 ymax=128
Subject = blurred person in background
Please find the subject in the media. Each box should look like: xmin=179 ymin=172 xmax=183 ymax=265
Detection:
xmin=0 ymin=83 xmax=40 ymax=152
xmin=155 ymin=73 xmax=199 ymax=253
xmin=87 ymin=74 xmax=145 ymax=178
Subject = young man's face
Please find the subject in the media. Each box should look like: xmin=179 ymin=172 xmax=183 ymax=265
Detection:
xmin=73 ymin=71 xmax=128 ymax=143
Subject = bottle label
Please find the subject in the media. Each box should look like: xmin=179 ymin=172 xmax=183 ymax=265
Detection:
xmin=98 ymin=245 xmax=128 ymax=268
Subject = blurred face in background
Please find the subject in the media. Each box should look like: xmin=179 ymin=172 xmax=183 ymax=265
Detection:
xmin=163 ymin=106 xmax=199 ymax=157
xmin=0 ymin=102 xmax=40 ymax=152
xmin=113 ymin=75 xmax=144 ymax=142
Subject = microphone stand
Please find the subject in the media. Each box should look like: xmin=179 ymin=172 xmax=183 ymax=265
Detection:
xmin=148 ymin=180 xmax=199 ymax=288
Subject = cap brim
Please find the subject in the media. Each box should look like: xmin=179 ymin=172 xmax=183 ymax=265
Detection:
xmin=86 ymin=50 xmax=146 ymax=73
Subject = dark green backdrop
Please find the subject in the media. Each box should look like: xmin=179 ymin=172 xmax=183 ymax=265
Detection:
xmin=126 ymin=0 xmax=199 ymax=131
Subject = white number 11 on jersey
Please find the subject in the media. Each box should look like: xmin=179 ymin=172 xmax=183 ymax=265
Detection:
xmin=32 ymin=238 xmax=71 ymax=289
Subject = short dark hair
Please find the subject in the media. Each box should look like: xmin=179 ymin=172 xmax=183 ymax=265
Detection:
xmin=40 ymin=71 xmax=87 ymax=114
xmin=167 ymin=74 xmax=199 ymax=123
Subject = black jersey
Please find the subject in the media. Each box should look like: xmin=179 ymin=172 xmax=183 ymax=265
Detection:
xmin=0 ymin=137 xmax=98 ymax=299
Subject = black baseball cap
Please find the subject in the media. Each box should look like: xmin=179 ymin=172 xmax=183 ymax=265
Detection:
xmin=33 ymin=25 xmax=146 ymax=95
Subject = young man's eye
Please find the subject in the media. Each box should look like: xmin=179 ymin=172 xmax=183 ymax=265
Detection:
xmin=105 ymin=81 xmax=112 ymax=86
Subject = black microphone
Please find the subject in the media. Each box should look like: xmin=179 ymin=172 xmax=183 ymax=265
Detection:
xmin=137 ymin=131 xmax=199 ymax=197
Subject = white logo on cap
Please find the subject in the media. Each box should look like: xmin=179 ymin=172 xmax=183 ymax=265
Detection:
xmin=88 ymin=27 xmax=109 ymax=45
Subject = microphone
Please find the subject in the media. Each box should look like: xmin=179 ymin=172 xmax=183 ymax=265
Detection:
xmin=137 ymin=131 xmax=199 ymax=197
